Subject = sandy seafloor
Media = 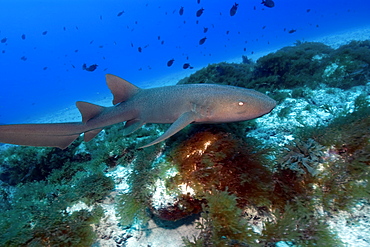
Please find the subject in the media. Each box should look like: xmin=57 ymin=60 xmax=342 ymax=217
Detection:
xmin=5 ymin=26 xmax=370 ymax=246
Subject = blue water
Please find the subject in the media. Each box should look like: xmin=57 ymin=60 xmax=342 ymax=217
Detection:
xmin=0 ymin=0 xmax=369 ymax=123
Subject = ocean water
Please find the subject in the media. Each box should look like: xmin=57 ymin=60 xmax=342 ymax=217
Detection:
xmin=0 ymin=0 xmax=369 ymax=123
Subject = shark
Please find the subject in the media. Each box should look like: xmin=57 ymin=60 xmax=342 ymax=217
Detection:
xmin=0 ymin=74 xmax=276 ymax=149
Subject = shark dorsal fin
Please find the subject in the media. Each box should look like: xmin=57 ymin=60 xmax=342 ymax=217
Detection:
xmin=105 ymin=74 xmax=140 ymax=105
xmin=76 ymin=101 xmax=105 ymax=123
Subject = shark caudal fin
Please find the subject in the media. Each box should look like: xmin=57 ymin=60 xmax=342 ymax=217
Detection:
xmin=0 ymin=102 xmax=107 ymax=149
xmin=0 ymin=123 xmax=84 ymax=149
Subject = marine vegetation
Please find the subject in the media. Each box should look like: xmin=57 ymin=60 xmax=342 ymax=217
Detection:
xmin=180 ymin=40 xmax=370 ymax=92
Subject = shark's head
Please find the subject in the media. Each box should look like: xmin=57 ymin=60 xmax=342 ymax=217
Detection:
xmin=198 ymin=86 xmax=276 ymax=123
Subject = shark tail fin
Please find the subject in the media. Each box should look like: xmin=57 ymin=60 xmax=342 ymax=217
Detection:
xmin=76 ymin=101 xmax=105 ymax=142
xmin=0 ymin=123 xmax=84 ymax=149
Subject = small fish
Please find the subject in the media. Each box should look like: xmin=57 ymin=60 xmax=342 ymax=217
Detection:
xmin=203 ymin=27 xmax=208 ymax=33
xmin=1 ymin=37 xmax=7 ymax=43
xmin=261 ymin=0 xmax=275 ymax=8
xmin=21 ymin=34 xmax=26 ymax=40
xmin=158 ymin=36 xmax=161 ymax=40
xmin=117 ymin=11 xmax=124 ymax=16
xmin=179 ymin=6 xmax=184 ymax=15
xmin=100 ymin=15 xmax=103 ymax=20
xmin=306 ymin=9 xmax=311 ymax=13
xmin=288 ymin=29 xmax=297 ymax=34
xmin=199 ymin=37 xmax=207 ymax=45
xmin=42 ymin=31 xmax=48 ymax=35
xmin=90 ymin=40 xmax=94 ymax=44
xmin=196 ymin=8 xmax=204 ymax=17
xmin=43 ymin=67 xmax=48 ymax=70
xmin=63 ymin=27 xmax=66 ymax=31
xmin=183 ymin=63 xmax=194 ymax=69
xmin=197 ymin=0 xmax=200 ymax=3
xmin=82 ymin=63 xmax=98 ymax=72
xmin=167 ymin=59 xmax=175 ymax=67
xmin=230 ymin=3 xmax=238 ymax=16
xmin=161 ymin=40 xmax=165 ymax=45
xmin=20 ymin=56 xmax=27 ymax=61
xmin=138 ymin=47 xmax=142 ymax=52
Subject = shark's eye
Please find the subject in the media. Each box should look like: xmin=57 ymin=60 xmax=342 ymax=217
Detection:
xmin=238 ymin=101 xmax=245 ymax=106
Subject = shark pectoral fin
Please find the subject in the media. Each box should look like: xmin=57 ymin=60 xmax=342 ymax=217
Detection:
xmin=139 ymin=111 xmax=197 ymax=149
xmin=122 ymin=119 xmax=144 ymax=136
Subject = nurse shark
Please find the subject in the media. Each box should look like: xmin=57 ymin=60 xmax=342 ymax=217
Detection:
xmin=0 ymin=74 xmax=276 ymax=149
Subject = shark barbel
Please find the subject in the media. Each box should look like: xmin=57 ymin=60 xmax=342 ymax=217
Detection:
xmin=0 ymin=74 xmax=276 ymax=149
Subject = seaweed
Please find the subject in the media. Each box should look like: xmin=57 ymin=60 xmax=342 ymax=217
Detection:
xmin=253 ymin=42 xmax=333 ymax=90
xmin=75 ymin=172 xmax=115 ymax=206
xmin=260 ymin=202 xmax=342 ymax=246
xmin=0 ymin=180 xmax=104 ymax=246
xmin=184 ymin=189 xmax=258 ymax=246
xmin=178 ymin=62 xmax=255 ymax=88
xmin=115 ymin=144 xmax=162 ymax=227
xmin=168 ymin=124 xmax=274 ymax=208
xmin=0 ymin=143 xmax=82 ymax=186
xmin=324 ymin=40 xmax=370 ymax=88
xmin=178 ymin=41 xmax=370 ymax=93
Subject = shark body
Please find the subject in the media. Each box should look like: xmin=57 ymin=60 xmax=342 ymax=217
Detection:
xmin=0 ymin=74 xmax=276 ymax=149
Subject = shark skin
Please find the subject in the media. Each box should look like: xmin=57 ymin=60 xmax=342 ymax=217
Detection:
xmin=0 ymin=74 xmax=276 ymax=149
